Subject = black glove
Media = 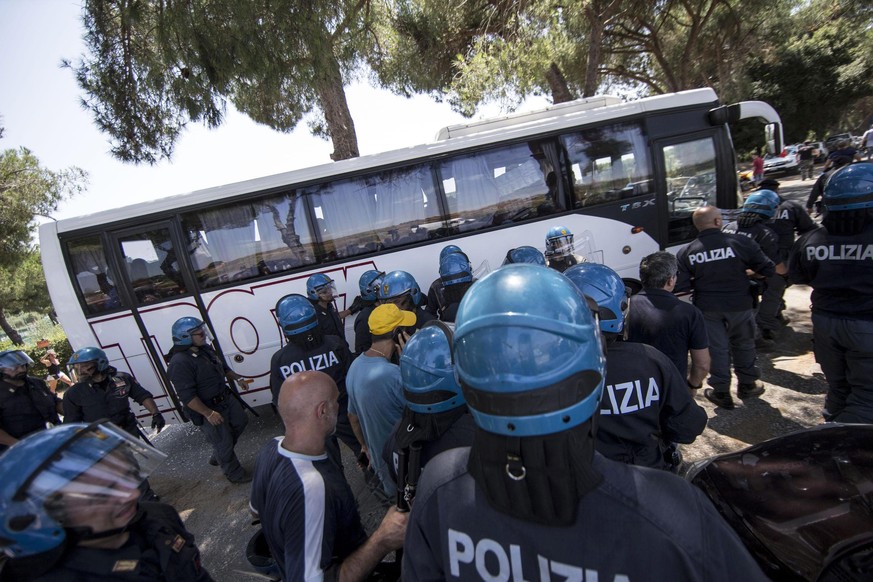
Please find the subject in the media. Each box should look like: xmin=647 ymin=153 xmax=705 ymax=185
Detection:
xmin=151 ymin=412 xmax=166 ymax=433
xmin=348 ymin=295 xmax=366 ymax=315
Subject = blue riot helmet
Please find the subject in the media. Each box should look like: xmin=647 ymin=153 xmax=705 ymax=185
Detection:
xmin=0 ymin=422 xmax=166 ymax=563
xmin=503 ymin=245 xmax=546 ymax=266
xmin=379 ymin=270 xmax=422 ymax=307
xmin=439 ymin=253 xmax=473 ymax=287
xmin=306 ymin=273 xmax=336 ymax=301
xmin=171 ymin=316 xmax=206 ymax=347
xmin=823 ymin=162 xmax=873 ymax=211
xmin=564 ymin=263 xmax=630 ymax=334
xmin=545 ymin=225 xmax=574 ymax=256
xmin=68 ymin=346 xmax=110 ymax=373
xmin=358 ymin=270 xmax=385 ymax=301
xmin=742 ymin=189 xmax=781 ymax=218
xmin=275 ymin=294 xmax=318 ymax=337
xmin=439 ymin=245 xmax=467 ymax=261
xmin=453 ymin=264 xmax=605 ymax=437
xmin=0 ymin=349 xmax=34 ymax=381
xmin=400 ymin=322 xmax=464 ymax=414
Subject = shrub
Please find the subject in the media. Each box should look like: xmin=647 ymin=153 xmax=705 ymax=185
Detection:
xmin=0 ymin=324 xmax=73 ymax=378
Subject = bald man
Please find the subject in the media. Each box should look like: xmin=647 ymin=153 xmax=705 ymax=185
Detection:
xmin=250 ymin=371 xmax=407 ymax=581
xmin=675 ymin=206 xmax=775 ymax=410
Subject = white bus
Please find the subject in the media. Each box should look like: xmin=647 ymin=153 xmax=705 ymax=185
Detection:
xmin=40 ymin=88 xmax=782 ymax=423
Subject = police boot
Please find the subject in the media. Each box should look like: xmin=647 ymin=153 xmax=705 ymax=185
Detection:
xmin=737 ymin=381 xmax=765 ymax=399
xmin=704 ymin=389 xmax=735 ymax=409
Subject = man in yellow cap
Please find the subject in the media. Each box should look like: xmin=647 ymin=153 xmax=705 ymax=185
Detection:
xmin=346 ymin=304 xmax=416 ymax=498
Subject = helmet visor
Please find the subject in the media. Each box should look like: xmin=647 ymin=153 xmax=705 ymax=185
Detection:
xmin=316 ymin=283 xmax=337 ymax=300
xmin=0 ymin=351 xmax=34 ymax=370
xmin=23 ymin=423 xmax=166 ymax=525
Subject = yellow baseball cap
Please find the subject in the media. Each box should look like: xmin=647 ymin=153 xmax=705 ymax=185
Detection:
xmin=369 ymin=304 xmax=417 ymax=335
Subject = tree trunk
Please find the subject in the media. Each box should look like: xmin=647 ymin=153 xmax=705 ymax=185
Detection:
xmin=546 ymin=63 xmax=575 ymax=104
xmin=0 ymin=308 xmax=23 ymax=345
xmin=311 ymin=25 xmax=360 ymax=161
xmin=583 ymin=17 xmax=604 ymax=97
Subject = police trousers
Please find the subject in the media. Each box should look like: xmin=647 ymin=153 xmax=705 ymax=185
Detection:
xmin=704 ymin=309 xmax=760 ymax=393
xmin=199 ymin=396 xmax=248 ymax=481
xmin=813 ymin=313 xmax=873 ymax=423
xmin=756 ymin=274 xmax=787 ymax=332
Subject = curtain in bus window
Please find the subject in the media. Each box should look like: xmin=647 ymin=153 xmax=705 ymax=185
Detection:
xmin=663 ymin=138 xmax=718 ymax=244
xmin=253 ymin=192 xmax=316 ymax=274
xmin=371 ymin=166 xmax=439 ymax=249
xmin=309 ymin=180 xmax=377 ymax=259
xmin=560 ymin=123 xmax=652 ymax=208
xmin=66 ymin=236 xmax=122 ymax=315
xmin=439 ymin=143 xmax=552 ymax=233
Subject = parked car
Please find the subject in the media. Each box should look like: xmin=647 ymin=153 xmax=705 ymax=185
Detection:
xmin=825 ymin=132 xmax=853 ymax=150
xmin=763 ymin=146 xmax=799 ymax=175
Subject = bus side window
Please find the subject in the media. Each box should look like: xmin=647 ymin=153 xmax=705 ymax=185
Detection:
xmin=561 ymin=122 xmax=652 ymax=209
xmin=661 ymin=137 xmax=717 ymax=245
xmin=66 ymin=236 xmax=122 ymax=315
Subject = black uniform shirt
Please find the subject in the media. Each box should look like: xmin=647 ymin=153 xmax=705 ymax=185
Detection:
xmin=269 ymin=335 xmax=351 ymax=405
xmin=722 ymin=220 xmax=781 ymax=263
xmin=167 ymin=345 xmax=229 ymax=423
xmin=771 ymin=200 xmax=817 ymax=261
xmin=596 ymin=341 xmax=707 ymax=469
xmin=789 ymin=223 xmax=873 ymax=319
xmin=625 ymin=288 xmax=708 ymax=379
xmin=63 ymin=369 xmax=152 ymax=429
xmin=0 ymin=377 xmax=59 ymax=448
xmin=676 ymin=228 xmax=775 ymax=312
xmin=354 ymin=303 xmax=377 ymax=354
xmin=311 ymin=301 xmax=348 ymax=348
xmin=403 ymin=448 xmax=768 ymax=581
xmin=31 ymin=502 xmax=213 ymax=581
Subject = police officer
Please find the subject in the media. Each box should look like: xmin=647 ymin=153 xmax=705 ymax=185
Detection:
xmin=426 ymin=245 xmax=468 ymax=318
xmin=0 ymin=422 xmax=213 ymax=581
xmin=0 ymin=350 xmax=62 ymax=453
xmin=402 ymin=265 xmax=766 ymax=581
xmin=269 ymin=293 xmax=358 ymax=462
xmin=436 ymin=252 xmax=474 ymax=323
xmin=167 ymin=317 xmax=251 ymax=483
xmin=503 ymin=245 xmax=546 ymax=266
xmin=378 ymin=270 xmax=435 ymax=332
xmin=722 ymin=189 xmax=787 ymax=342
xmin=544 ymin=225 xmax=585 ymax=272
xmin=807 ymin=156 xmax=853 ymax=215
xmin=353 ymin=269 xmax=384 ymax=354
xmin=306 ymin=273 xmax=355 ymax=349
xmin=789 ymin=162 xmax=873 ymax=423
xmin=385 ymin=321 xmax=475 ymax=492
xmin=64 ymin=347 xmax=165 ymax=438
xmin=565 ymin=263 xmax=707 ymax=471
xmin=675 ymin=206 xmax=775 ymax=409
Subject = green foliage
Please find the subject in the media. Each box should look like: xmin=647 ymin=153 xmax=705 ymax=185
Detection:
xmin=0 ymin=147 xmax=86 ymax=268
xmin=66 ymin=0 xmax=378 ymax=163
xmin=0 ymin=323 xmax=72 ymax=379
xmin=0 ymin=250 xmax=52 ymax=315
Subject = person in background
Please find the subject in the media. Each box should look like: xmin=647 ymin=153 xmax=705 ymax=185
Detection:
xmin=798 ymin=141 xmax=815 ymax=181
xmin=789 ymin=162 xmax=873 ymax=424
xmin=167 ymin=317 xmax=251 ymax=484
xmin=39 ymin=348 xmax=73 ymax=392
xmin=752 ymin=151 xmax=765 ymax=184
xmin=807 ymin=156 xmax=853 ymax=215
xmin=675 ymin=206 xmax=775 ymax=409
xmin=402 ymin=265 xmax=766 ymax=581
xmin=565 ymin=263 xmax=707 ymax=471
xmin=626 ymin=251 xmax=710 ymax=391
xmin=823 ymin=139 xmax=861 ymax=171
xmin=544 ymin=225 xmax=585 ymax=272
xmin=353 ymin=269 xmax=384 ymax=354
xmin=250 ymin=371 xmax=407 ymax=582
xmin=862 ymin=124 xmax=873 ymax=161
xmin=0 ymin=349 xmax=62 ymax=453
xmin=436 ymin=252 xmax=474 ymax=323
xmin=426 ymin=245 xmax=468 ymax=318
xmin=0 ymin=422 xmax=213 ymax=581
xmin=306 ymin=273 xmax=358 ymax=349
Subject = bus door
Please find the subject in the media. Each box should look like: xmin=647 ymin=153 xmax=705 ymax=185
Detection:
xmin=107 ymin=222 xmax=203 ymax=422
xmin=654 ymin=132 xmax=721 ymax=254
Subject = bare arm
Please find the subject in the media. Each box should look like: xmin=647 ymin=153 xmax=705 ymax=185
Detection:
xmin=688 ymin=348 xmax=711 ymax=390
xmin=0 ymin=428 xmax=18 ymax=448
xmin=186 ymin=396 xmax=223 ymax=426
xmin=141 ymin=397 xmax=159 ymax=415
xmin=338 ymin=507 xmax=408 ymax=582
xmin=775 ymin=261 xmax=788 ymax=276
xmin=348 ymin=413 xmax=368 ymax=464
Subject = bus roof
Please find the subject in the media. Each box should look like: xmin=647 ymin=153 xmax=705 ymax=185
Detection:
xmin=53 ymin=88 xmax=719 ymax=234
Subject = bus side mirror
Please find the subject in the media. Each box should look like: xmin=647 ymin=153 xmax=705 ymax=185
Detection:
xmin=766 ymin=123 xmax=783 ymax=155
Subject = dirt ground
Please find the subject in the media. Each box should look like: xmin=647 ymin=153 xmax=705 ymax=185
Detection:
xmin=147 ymin=173 xmax=828 ymax=580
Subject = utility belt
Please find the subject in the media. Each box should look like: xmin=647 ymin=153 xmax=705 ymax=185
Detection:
xmin=208 ymin=389 xmax=231 ymax=407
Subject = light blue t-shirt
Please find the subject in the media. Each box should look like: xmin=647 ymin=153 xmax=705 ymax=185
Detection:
xmin=346 ymin=354 xmax=404 ymax=495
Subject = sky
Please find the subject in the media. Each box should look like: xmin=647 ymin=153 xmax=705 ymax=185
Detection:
xmin=0 ymin=0 xmax=549 ymax=223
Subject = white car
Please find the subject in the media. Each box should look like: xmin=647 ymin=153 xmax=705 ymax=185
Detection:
xmin=763 ymin=146 xmax=799 ymax=175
